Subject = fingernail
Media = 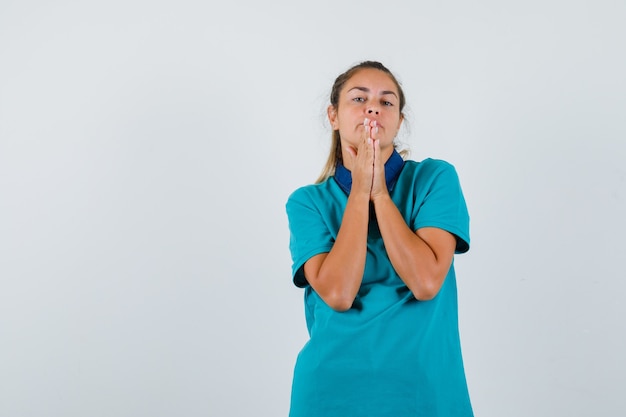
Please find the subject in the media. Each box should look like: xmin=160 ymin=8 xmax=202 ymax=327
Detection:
xmin=364 ymin=118 xmax=369 ymax=126
xmin=373 ymin=120 xmax=377 ymax=127
xmin=375 ymin=127 xmax=379 ymax=134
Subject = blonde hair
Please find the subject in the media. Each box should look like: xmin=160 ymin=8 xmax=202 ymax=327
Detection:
xmin=316 ymin=61 xmax=408 ymax=184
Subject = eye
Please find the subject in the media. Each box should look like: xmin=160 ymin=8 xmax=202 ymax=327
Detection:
xmin=382 ymin=100 xmax=394 ymax=107
xmin=352 ymin=97 xmax=365 ymax=103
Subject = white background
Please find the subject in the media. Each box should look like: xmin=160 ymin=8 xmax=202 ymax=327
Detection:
xmin=1 ymin=1 xmax=625 ymax=416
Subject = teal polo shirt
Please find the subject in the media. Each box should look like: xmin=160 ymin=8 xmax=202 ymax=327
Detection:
xmin=286 ymin=157 xmax=473 ymax=417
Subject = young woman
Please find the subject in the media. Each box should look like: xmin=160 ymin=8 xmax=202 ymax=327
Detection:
xmin=286 ymin=61 xmax=473 ymax=416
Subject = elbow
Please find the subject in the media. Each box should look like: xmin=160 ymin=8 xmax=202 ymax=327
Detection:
xmin=307 ymin=284 xmax=355 ymax=311
xmin=326 ymin=297 xmax=355 ymax=312
xmin=324 ymin=291 xmax=356 ymax=312
xmin=412 ymin=288 xmax=439 ymax=301
xmin=312 ymin=272 xmax=358 ymax=312
xmin=409 ymin=274 xmax=445 ymax=301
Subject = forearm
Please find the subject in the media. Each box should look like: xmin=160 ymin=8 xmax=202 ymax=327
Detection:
xmin=306 ymin=191 xmax=370 ymax=310
xmin=372 ymin=194 xmax=453 ymax=300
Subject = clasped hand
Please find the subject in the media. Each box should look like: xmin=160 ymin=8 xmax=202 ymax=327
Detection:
xmin=343 ymin=118 xmax=388 ymax=201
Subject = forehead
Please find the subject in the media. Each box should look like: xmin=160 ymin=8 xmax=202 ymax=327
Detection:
xmin=343 ymin=68 xmax=398 ymax=94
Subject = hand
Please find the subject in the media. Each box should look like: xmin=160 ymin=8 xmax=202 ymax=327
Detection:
xmin=369 ymin=121 xmax=388 ymax=201
xmin=343 ymin=118 xmax=375 ymax=197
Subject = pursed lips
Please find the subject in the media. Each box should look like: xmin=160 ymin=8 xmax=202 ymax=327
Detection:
xmin=358 ymin=121 xmax=382 ymax=128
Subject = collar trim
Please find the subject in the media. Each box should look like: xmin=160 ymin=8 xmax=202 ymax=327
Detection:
xmin=334 ymin=150 xmax=404 ymax=195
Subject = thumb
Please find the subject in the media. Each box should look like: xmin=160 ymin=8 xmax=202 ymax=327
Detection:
xmin=343 ymin=145 xmax=358 ymax=159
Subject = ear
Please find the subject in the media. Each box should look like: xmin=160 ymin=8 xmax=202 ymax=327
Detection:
xmin=396 ymin=113 xmax=404 ymax=130
xmin=327 ymin=105 xmax=339 ymax=130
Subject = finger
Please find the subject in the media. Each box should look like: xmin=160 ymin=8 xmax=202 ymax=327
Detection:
xmin=362 ymin=118 xmax=372 ymax=143
xmin=372 ymin=139 xmax=380 ymax=165
xmin=374 ymin=140 xmax=387 ymax=178
xmin=370 ymin=120 xmax=379 ymax=141
xmin=373 ymin=140 xmax=386 ymax=185
xmin=344 ymin=145 xmax=358 ymax=159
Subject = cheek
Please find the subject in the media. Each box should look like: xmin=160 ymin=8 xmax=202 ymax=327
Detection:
xmin=393 ymin=115 xmax=403 ymax=130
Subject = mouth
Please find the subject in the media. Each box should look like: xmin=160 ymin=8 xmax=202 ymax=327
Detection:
xmin=360 ymin=119 xmax=382 ymax=129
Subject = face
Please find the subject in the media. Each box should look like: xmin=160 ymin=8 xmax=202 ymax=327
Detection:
xmin=328 ymin=68 xmax=404 ymax=154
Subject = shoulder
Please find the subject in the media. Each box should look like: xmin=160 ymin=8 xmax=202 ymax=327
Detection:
xmin=287 ymin=179 xmax=331 ymax=203
xmin=286 ymin=178 xmax=340 ymax=214
xmin=403 ymin=158 xmax=456 ymax=175
xmin=399 ymin=158 xmax=460 ymax=186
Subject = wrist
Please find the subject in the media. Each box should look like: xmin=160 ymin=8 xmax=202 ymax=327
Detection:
xmin=348 ymin=189 xmax=371 ymax=204
xmin=371 ymin=192 xmax=392 ymax=205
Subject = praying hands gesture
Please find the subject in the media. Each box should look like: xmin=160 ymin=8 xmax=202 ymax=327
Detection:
xmin=342 ymin=118 xmax=389 ymax=202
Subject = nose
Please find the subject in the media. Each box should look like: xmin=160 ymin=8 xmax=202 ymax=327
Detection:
xmin=367 ymin=108 xmax=379 ymax=115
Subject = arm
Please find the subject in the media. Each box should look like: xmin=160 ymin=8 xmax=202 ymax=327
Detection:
xmin=370 ymin=140 xmax=456 ymax=300
xmin=373 ymin=195 xmax=456 ymax=300
xmin=303 ymin=128 xmax=376 ymax=312
xmin=303 ymin=191 xmax=370 ymax=311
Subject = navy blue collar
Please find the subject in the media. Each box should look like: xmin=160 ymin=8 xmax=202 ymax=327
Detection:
xmin=333 ymin=150 xmax=405 ymax=195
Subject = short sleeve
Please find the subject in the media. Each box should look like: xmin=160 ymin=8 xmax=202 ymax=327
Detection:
xmin=286 ymin=187 xmax=335 ymax=287
xmin=412 ymin=161 xmax=470 ymax=254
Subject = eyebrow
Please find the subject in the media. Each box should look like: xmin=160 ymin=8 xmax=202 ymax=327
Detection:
xmin=347 ymin=86 xmax=398 ymax=98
